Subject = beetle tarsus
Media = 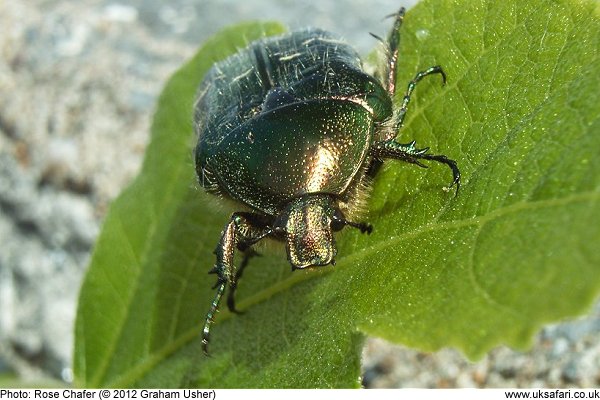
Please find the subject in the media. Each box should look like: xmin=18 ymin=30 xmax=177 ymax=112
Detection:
xmin=419 ymin=153 xmax=461 ymax=195
xmin=370 ymin=139 xmax=461 ymax=195
xmin=202 ymin=279 xmax=225 ymax=356
xmin=393 ymin=66 xmax=447 ymax=133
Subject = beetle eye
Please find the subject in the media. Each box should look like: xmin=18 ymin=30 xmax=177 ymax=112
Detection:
xmin=331 ymin=210 xmax=346 ymax=232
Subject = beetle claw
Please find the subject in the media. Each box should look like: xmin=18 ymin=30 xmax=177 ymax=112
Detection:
xmin=414 ymin=160 xmax=429 ymax=169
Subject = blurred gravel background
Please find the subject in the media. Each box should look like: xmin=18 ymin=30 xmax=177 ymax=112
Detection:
xmin=1 ymin=0 xmax=599 ymax=388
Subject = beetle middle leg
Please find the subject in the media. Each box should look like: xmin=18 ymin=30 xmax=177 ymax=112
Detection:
xmin=203 ymin=212 xmax=272 ymax=355
xmin=375 ymin=8 xmax=459 ymax=194
xmin=373 ymin=65 xmax=458 ymax=193
xmin=370 ymin=139 xmax=460 ymax=194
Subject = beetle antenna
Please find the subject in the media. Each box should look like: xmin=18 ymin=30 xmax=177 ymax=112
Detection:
xmin=346 ymin=220 xmax=373 ymax=234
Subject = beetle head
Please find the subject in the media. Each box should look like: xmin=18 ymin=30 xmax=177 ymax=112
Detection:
xmin=275 ymin=194 xmax=345 ymax=269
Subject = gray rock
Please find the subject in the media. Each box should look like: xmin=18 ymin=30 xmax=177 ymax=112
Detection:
xmin=362 ymin=302 xmax=600 ymax=387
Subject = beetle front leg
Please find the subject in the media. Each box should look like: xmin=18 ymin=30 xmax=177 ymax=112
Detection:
xmin=371 ymin=139 xmax=461 ymax=195
xmin=226 ymin=247 xmax=261 ymax=315
xmin=202 ymin=212 xmax=271 ymax=355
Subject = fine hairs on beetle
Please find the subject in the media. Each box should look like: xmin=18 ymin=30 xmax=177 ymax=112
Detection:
xmin=193 ymin=7 xmax=460 ymax=354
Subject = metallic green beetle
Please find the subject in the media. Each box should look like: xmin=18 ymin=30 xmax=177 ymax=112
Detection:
xmin=195 ymin=7 xmax=460 ymax=354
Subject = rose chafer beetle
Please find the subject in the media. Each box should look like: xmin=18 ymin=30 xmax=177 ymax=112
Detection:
xmin=194 ymin=7 xmax=460 ymax=354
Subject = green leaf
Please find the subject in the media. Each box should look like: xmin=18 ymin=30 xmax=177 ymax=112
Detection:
xmin=74 ymin=0 xmax=600 ymax=388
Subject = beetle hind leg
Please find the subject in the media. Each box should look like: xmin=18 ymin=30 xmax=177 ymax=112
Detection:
xmin=377 ymin=14 xmax=458 ymax=195
xmin=382 ymin=8 xmax=450 ymax=148
xmin=383 ymin=7 xmax=405 ymax=99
